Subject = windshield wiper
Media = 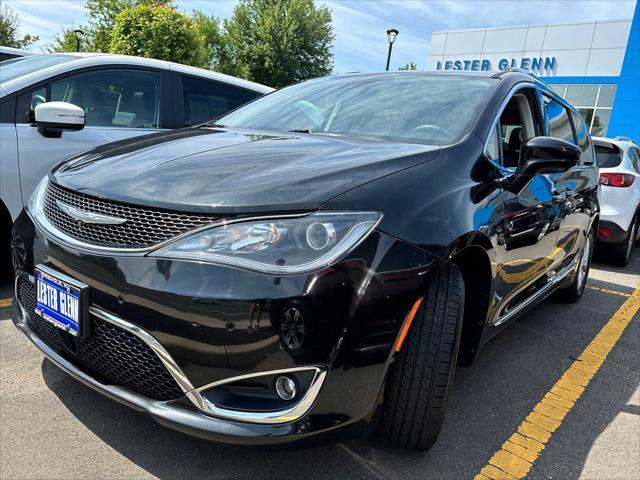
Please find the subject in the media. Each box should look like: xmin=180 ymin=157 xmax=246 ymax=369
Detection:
xmin=288 ymin=128 xmax=313 ymax=134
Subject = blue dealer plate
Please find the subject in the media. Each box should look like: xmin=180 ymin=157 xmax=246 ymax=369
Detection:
xmin=35 ymin=266 xmax=87 ymax=337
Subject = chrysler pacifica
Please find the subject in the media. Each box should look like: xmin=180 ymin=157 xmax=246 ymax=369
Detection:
xmin=11 ymin=71 xmax=598 ymax=449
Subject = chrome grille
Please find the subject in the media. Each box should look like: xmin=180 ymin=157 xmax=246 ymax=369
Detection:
xmin=17 ymin=277 xmax=183 ymax=400
xmin=43 ymin=181 xmax=217 ymax=249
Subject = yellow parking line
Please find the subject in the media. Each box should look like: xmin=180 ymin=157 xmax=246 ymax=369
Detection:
xmin=475 ymin=286 xmax=640 ymax=480
xmin=0 ymin=298 xmax=12 ymax=308
xmin=586 ymin=285 xmax=631 ymax=298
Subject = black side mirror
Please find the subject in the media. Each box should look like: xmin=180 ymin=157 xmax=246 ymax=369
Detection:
xmin=517 ymin=136 xmax=580 ymax=176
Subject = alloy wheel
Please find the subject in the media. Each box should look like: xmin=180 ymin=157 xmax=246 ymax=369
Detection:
xmin=577 ymin=235 xmax=591 ymax=291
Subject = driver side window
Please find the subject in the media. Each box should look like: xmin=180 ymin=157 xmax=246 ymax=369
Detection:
xmin=486 ymin=88 xmax=540 ymax=170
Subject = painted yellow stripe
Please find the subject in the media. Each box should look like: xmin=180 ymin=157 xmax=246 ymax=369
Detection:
xmin=0 ymin=298 xmax=12 ymax=308
xmin=475 ymin=286 xmax=640 ymax=480
xmin=586 ymin=285 xmax=631 ymax=298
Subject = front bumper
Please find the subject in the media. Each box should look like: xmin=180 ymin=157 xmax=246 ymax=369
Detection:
xmin=11 ymin=209 xmax=435 ymax=444
xmin=10 ymin=299 xmax=344 ymax=445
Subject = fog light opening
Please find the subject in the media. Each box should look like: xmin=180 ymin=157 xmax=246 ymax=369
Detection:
xmin=275 ymin=376 xmax=297 ymax=400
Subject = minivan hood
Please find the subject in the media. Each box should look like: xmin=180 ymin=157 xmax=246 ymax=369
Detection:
xmin=53 ymin=127 xmax=439 ymax=214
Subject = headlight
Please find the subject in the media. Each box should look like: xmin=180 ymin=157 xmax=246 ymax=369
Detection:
xmin=149 ymin=211 xmax=382 ymax=274
xmin=28 ymin=176 xmax=49 ymax=217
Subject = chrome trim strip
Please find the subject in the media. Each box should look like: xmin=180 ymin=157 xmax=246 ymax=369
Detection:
xmin=14 ymin=275 xmax=23 ymax=314
xmin=91 ymin=306 xmax=326 ymax=424
xmin=192 ymin=366 xmax=328 ymax=424
xmin=18 ymin=271 xmax=327 ymax=425
xmin=10 ymin=306 xmax=304 ymax=441
xmin=89 ymin=306 xmax=196 ymax=395
xmin=494 ymin=256 xmax=577 ymax=326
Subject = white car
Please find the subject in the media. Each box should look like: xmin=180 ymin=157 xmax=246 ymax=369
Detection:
xmin=0 ymin=53 xmax=272 ymax=272
xmin=0 ymin=46 xmax=35 ymax=62
xmin=593 ymin=136 xmax=640 ymax=266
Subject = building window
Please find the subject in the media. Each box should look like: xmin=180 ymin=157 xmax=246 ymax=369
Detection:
xmin=550 ymin=83 xmax=617 ymax=137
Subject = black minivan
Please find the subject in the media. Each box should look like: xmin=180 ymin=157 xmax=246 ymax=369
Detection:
xmin=11 ymin=70 xmax=598 ymax=449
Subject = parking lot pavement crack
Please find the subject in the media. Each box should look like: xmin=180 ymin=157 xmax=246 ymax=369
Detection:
xmin=474 ymin=286 xmax=640 ymax=480
xmin=337 ymin=444 xmax=386 ymax=480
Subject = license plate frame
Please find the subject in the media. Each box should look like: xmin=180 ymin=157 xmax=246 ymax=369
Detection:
xmin=34 ymin=265 xmax=89 ymax=338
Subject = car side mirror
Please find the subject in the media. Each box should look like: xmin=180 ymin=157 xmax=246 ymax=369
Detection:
xmin=34 ymin=102 xmax=85 ymax=138
xmin=517 ymin=136 xmax=580 ymax=176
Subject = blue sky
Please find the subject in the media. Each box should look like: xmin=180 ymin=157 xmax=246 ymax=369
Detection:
xmin=4 ymin=0 xmax=637 ymax=72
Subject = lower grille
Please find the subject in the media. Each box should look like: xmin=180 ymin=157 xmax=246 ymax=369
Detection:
xmin=17 ymin=277 xmax=183 ymax=400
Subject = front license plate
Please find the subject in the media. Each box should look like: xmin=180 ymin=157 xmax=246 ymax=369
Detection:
xmin=35 ymin=265 xmax=89 ymax=337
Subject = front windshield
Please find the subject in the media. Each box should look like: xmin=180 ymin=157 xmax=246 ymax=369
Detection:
xmin=0 ymin=54 xmax=76 ymax=84
xmin=219 ymin=74 xmax=497 ymax=145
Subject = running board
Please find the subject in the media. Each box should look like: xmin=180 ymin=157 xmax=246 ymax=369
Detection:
xmin=494 ymin=258 xmax=577 ymax=326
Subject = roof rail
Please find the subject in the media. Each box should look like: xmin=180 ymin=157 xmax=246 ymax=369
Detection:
xmin=614 ymin=135 xmax=636 ymax=143
xmin=491 ymin=68 xmax=537 ymax=79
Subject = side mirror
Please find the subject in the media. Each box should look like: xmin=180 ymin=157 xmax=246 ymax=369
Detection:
xmin=517 ymin=136 xmax=580 ymax=176
xmin=34 ymin=102 xmax=85 ymax=138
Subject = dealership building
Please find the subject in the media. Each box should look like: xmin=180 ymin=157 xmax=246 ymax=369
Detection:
xmin=426 ymin=2 xmax=640 ymax=140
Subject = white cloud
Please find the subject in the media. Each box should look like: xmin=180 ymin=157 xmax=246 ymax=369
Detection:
xmin=4 ymin=0 xmax=86 ymax=52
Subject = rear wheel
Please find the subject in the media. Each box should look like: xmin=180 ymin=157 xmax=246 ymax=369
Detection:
xmin=378 ymin=264 xmax=464 ymax=450
xmin=557 ymin=229 xmax=594 ymax=303
xmin=607 ymin=217 xmax=637 ymax=267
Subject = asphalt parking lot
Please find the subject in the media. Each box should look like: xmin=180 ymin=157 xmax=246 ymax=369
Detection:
xmin=1 ymin=251 xmax=638 ymax=480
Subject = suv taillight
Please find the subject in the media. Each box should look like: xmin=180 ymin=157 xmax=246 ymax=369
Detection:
xmin=599 ymin=173 xmax=635 ymax=187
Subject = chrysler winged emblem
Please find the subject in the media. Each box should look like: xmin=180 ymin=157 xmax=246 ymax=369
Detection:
xmin=56 ymin=201 xmax=127 ymax=225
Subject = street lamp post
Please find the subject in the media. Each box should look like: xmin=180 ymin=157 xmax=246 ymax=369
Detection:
xmin=73 ymin=29 xmax=85 ymax=52
xmin=385 ymin=28 xmax=399 ymax=71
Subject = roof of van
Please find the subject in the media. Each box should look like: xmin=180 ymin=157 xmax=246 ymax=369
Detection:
xmin=0 ymin=53 xmax=274 ymax=96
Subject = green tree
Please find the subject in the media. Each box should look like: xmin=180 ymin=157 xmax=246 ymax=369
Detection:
xmin=193 ymin=10 xmax=224 ymax=70
xmin=87 ymin=0 xmax=171 ymax=52
xmin=398 ymin=62 xmax=417 ymax=71
xmin=0 ymin=5 xmax=39 ymax=49
xmin=219 ymin=0 xmax=334 ymax=88
xmin=109 ymin=3 xmax=206 ymax=67
xmin=49 ymin=27 xmax=85 ymax=52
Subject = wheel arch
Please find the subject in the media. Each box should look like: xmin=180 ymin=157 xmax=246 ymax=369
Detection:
xmin=446 ymin=234 xmax=495 ymax=366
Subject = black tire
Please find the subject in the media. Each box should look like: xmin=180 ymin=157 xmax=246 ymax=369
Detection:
xmin=557 ymin=229 xmax=594 ymax=303
xmin=378 ymin=264 xmax=464 ymax=450
xmin=608 ymin=217 xmax=637 ymax=267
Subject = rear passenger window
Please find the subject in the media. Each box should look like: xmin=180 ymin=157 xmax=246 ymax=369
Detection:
xmin=182 ymin=76 xmax=257 ymax=126
xmin=569 ymin=110 xmax=594 ymax=165
xmin=542 ymin=95 xmax=575 ymax=144
xmin=594 ymin=143 xmax=623 ymax=168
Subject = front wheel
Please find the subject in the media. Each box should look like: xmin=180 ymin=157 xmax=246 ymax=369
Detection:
xmin=557 ymin=229 xmax=594 ymax=303
xmin=378 ymin=264 xmax=464 ymax=450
